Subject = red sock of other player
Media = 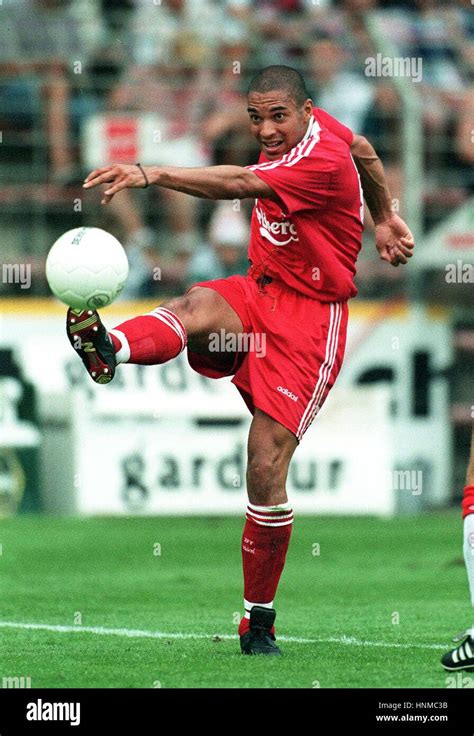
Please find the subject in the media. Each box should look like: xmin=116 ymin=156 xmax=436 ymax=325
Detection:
xmin=108 ymin=307 xmax=187 ymax=365
xmin=239 ymin=503 xmax=293 ymax=636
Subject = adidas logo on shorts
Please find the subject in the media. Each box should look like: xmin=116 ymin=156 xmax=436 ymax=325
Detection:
xmin=277 ymin=385 xmax=299 ymax=402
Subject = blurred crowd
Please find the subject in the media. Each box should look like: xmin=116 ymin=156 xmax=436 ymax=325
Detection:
xmin=0 ymin=0 xmax=472 ymax=298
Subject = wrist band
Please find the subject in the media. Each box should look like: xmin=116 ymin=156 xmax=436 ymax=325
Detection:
xmin=136 ymin=163 xmax=149 ymax=188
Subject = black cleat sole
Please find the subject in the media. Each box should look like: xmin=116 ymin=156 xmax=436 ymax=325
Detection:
xmin=66 ymin=308 xmax=116 ymax=384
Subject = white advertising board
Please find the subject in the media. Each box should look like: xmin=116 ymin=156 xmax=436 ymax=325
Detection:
xmin=72 ymin=385 xmax=393 ymax=516
xmin=414 ymin=198 xmax=474 ymax=268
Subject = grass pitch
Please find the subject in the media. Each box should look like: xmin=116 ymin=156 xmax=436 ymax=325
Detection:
xmin=0 ymin=512 xmax=469 ymax=688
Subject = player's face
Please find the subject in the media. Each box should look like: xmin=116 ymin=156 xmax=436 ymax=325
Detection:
xmin=247 ymin=91 xmax=313 ymax=160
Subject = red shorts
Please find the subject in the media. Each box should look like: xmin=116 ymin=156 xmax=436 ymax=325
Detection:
xmin=186 ymin=274 xmax=348 ymax=441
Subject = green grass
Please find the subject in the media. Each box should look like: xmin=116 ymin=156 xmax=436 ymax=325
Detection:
xmin=0 ymin=513 xmax=470 ymax=688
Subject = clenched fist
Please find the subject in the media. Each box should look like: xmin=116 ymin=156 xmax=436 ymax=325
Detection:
xmin=375 ymin=213 xmax=415 ymax=267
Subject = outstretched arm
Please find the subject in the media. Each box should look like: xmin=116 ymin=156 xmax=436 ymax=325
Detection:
xmin=350 ymin=134 xmax=415 ymax=267
xmin=83 ymin=163 xmax=277 ymax=204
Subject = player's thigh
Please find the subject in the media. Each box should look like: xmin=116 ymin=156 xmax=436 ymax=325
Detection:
xmin=161 ymin=286 xmax=244 ymax=349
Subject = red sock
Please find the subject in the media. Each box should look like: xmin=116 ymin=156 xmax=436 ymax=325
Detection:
xmin=239 ymin=503 xmax=293 ymax=636
xmin=462 ymin=485 xmax=474 ymax=519
xmin=108 ymin=307 xmax=187 ymax=365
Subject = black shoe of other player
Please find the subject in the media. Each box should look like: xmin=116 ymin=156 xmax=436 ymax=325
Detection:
xmin=66 ymin=308 xmax=116 ymax=384
xmin=441 ymin=629 xmax=474 ymax=671
xmin=240 ymin=606 xmax=281 ymax=656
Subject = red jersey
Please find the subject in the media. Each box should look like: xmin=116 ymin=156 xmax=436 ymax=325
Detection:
xmin=246 ymin=107 xmax=363 ymax=302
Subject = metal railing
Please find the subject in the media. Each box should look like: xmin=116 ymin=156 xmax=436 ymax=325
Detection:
xmin=365 ymin=12 xmax=424 ymax=248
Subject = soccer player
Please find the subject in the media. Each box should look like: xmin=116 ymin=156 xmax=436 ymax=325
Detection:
xmin=441 ymin=426 xmax=474 ymax=671
xmin=69 ymin=66 xmax=414 ymax=655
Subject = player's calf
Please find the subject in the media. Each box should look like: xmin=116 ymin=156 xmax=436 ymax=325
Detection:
xmin=111 ymin=307 xmax=187 ymax=365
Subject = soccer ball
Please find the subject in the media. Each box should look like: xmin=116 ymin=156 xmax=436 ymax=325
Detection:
xmin=46 ymin=227 xmax=129 ymax=310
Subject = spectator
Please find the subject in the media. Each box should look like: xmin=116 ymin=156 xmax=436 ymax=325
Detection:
xmin=130 ymin=0 xmax=228 ymax=67
xmin=341 ymin=0 xmax=377 ymax=8
xmin=79 ymin=3 xmax=253 ymax=298
xmin=251 ymin=3 xmax=307 ymax=70
xmin=201 ymin=31 xmax=258 ymax=166
xmin=0 ymin=0 xmax=104 ymax=182
xmin=455 ymin=86 xmax=474 ymax=193
xmin=185 ymin=201 xmax=250 ymax=287
xmin=96 ymin=56 xmax=210 ymax=298
xmin=307 ymin=38 xmax=375 ymax=132
xmin=100 ymin=0 xmax=134 ymax=35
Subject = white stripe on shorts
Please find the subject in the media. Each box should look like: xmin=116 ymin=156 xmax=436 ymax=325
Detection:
xmin=296 ymin=302 xmax=343 ymax=439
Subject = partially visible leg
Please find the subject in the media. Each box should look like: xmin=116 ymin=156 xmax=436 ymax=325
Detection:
xmin=441 ymin=427 xmax=474 ymax=671
xmin=462 ymin=428 xmax=474 ymax=608
xmin=45 ymin=64 xmax=73 ymax=179
xmin=466 ymin=427 xmax=474 ymax=486
xmin=107 ymin=189 xmax=145 ymax=242
xmin=239 ymin=409 xmax=297 ymax=654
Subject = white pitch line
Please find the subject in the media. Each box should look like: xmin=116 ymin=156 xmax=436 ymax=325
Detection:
xmin=0 ymin=621 xmax=447 ymax=650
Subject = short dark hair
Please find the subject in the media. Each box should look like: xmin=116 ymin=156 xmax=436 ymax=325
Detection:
xmin=247 ymin=65 xmax=310 ymax=107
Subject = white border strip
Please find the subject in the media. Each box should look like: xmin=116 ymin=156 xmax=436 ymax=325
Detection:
xmin=0 ymin=620 xmax=447 ymax=649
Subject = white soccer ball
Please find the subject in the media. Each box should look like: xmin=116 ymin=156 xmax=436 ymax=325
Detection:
xmin=45 ymin=227 xmax=129 ymax=310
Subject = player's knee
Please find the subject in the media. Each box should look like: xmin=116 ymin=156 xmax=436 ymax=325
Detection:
xmin=247 ymin=445 xmax=290 ymax=500
xmin=161 ymin=289 xmax=204 ymax=333
xmin=161 ymin=293 xmax=191 ymax=318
